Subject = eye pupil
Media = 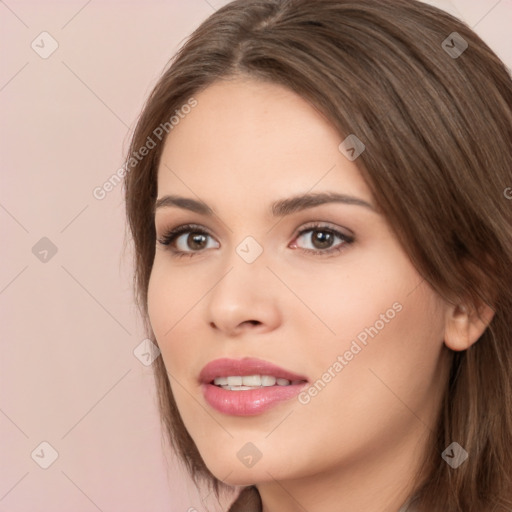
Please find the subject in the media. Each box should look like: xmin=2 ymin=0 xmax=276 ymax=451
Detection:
xmin=312 ymin=230 xmax=332 ymax=249
xmin=188 ymin=233 xmax=207 ymax=250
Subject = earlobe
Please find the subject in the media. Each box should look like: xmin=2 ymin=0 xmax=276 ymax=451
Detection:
xmin=443 ymin=301 xmax=496 ymax=351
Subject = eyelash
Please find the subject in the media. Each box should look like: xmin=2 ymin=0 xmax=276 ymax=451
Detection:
xmin=156 ymin=222 xmax=355 ymax=259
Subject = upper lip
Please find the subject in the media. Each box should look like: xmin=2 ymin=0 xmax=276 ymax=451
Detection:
xmin=199 ymin=357 xmax=308 ymax=384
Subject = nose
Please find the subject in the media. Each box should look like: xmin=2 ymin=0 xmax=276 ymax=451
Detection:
xmin=206 ymin=251 xmax=282 ymax=338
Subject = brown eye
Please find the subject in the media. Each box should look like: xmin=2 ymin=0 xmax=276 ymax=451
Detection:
xmin=292 ymin=224 xmax=354 ymax=256
xmin=186 ymin=232 xmax=209 ymax=250
xmin=310 ymin=229 xmax=335 ymax=249
xmin=157 ymin=224 xmax=219 ymax=256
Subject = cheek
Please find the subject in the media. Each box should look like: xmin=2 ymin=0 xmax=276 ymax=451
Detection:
xmin=147 ymin=261 xmax=205 ymax=375
xmin=285 ymin=250 xmax=407 ymax=352
xmin=296 ymin=248 xmax=446 ymax=411
xmin=147 ymin=263 xmax=184 ymax=358
xmin=147 ymin=265 xmax=168 ymax=339
xmin=310 ymin=282 xmax=445 ymax=415
xmin=283 ymin=284 xmax=446 ymax=466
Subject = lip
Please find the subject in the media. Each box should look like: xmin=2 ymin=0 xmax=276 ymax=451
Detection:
xmin=199 ymin=357 xmax=308 ymax=384
xmin=199 ymin=357 xmax=308 ymax=416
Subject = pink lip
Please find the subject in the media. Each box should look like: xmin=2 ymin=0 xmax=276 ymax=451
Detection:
xmin=199 ymin=357 xmax=308 ymax=416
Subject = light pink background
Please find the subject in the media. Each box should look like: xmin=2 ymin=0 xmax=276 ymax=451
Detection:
xmin=1 ymin=1 xmax=510 ymax=511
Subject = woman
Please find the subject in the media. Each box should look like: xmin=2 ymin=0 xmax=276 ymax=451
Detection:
xmin=123 ymin=0 xmax=512 ymax=510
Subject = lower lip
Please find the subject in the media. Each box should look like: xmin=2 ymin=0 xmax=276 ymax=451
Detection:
xmin=202 ymin=382 xmax=307 ymax=416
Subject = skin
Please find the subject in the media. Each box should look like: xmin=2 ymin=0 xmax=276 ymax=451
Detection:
xmin=148 ymin=77 xmax=494 ymax=512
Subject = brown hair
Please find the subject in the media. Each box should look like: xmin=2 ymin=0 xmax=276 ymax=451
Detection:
xmin=123 ymin=0 xmax=512 ymax=510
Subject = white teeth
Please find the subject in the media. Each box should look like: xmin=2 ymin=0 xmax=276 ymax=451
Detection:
xmin=261 ymin=375 xmax=277 ymax=386
xmin=213 ymin=375 xmax=293 ymax=387
xmin=241 ymin=375 xmax=261 ymax=386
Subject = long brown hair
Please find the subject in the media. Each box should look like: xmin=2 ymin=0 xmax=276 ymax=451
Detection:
xmin=123 ymin=1 xmax=512 ymax=510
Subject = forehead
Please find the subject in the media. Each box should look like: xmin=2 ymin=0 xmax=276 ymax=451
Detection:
xmin=156 ymin=78 xmax=370 ymax=208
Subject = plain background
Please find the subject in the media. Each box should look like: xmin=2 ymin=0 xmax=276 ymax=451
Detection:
xmin=1 ymin=1 xmax=511 ymax=511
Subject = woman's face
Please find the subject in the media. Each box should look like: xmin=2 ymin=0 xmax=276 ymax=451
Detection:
xmin=148 ymin=77 xmax=451 ymax=487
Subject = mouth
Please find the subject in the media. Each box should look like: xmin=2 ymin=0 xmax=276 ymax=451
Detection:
xmin=199 ymin=358 xmax=308 ymax=416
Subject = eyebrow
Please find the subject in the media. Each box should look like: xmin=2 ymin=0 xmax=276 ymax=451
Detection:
xmin=154 ymin=192 xmax=376 ymax=217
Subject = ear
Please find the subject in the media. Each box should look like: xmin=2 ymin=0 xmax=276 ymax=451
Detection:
xmin=443 ymin=300 xmax=496 ymax=351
